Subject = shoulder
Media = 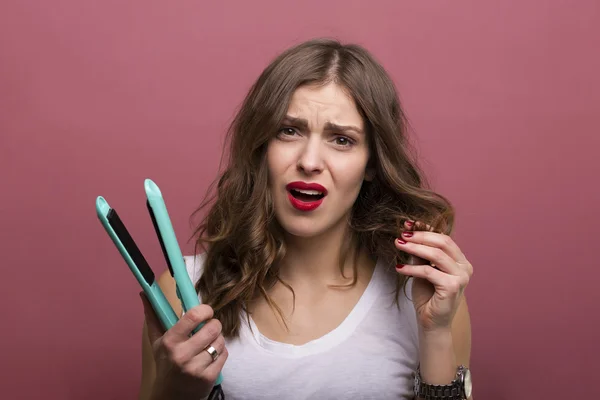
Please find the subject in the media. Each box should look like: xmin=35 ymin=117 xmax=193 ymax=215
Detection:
xmin=183 ymin=253 xmax=207 ymax=285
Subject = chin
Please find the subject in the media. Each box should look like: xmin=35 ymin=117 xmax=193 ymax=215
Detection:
xmin=274 ymin=210 xmax=349 ymax=241
xmin=276 ymin=217 xmax=326 ymax=238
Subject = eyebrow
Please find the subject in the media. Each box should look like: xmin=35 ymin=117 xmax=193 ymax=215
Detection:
xmin=282 ymin=115 xmax=364 ymax=134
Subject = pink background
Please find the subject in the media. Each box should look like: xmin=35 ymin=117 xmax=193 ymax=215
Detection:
xmin=1 ymin=1 xmax=598 ymax=399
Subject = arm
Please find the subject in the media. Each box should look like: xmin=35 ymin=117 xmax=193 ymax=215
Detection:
xmin=417 ymin=295 xmax=473 ymax=399
xmin=138 ymin=270 xmax=182 ymax=400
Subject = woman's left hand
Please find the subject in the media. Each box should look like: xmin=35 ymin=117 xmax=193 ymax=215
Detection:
xmin=394 ymin=220 xmax=473 ymax=333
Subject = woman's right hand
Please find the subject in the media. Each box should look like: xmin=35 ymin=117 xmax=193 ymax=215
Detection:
xmin=140 ymin=292 xmax=228 ymax=400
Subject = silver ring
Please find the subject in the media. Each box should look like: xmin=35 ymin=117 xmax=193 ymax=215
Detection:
xmin=205 ymin=345 xmax=219 ymax=362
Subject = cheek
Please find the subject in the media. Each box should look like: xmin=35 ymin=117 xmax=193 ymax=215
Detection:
xmin=330 ymin=156 xmax=368 ymax=192
xmin=266 ymin=141 xmax=297 ymax=188
xmin=266 ymin=142 xmax=283 ymax=179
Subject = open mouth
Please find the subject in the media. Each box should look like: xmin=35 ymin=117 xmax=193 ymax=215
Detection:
xmin=288 ymin=188 xmax=325 ymax=202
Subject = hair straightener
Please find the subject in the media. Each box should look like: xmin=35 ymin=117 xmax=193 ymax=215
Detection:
xmin=95 ymin=179 xmax=223 ymax=386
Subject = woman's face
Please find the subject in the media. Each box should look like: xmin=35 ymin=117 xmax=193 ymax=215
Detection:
xmin=266 ymin=82 xmax=371 ymax=239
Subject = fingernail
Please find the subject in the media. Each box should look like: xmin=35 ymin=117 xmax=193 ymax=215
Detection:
xmin=396 ymin=264 xmax=405 ymax=269
xmin=405 ymin=220 xmax=413 ymax=227
xmin=397 ymin=238 xmax=407 ymax=245
xmin=402 ymin=231 xmax=413 ymax=238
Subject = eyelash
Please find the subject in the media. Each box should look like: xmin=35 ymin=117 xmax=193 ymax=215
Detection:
xmin=277 ymin=127 xmax=356 ymax=148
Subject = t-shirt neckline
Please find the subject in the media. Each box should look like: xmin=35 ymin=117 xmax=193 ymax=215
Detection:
xmin=242 ymin=258 xmax=384 ymax=358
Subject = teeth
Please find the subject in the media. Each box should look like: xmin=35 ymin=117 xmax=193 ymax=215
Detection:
xmin=294 ymin=189 xmax=322 ymax=195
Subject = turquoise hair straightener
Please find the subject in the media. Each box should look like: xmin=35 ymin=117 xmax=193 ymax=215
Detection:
xmin=95 ymin=179 xmax=223 ymax=386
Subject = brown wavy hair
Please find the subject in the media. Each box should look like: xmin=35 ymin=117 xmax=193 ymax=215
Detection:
xmin=191 ymin=38 xmax=455 ymax=338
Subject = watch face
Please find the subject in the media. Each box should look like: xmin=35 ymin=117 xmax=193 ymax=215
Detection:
xmin=463 ymin=369 xmax=472 ymax=398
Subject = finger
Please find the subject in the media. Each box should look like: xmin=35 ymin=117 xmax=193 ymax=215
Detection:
xmin=395 ymin=237 xmax=459 ymax=275
xmin=399 ymin=230 xmax=466 ymax=264
xmin=140 ymin=292 xmax=165 ymax=343
xmin=202 ymin=345 xmax=228 ymax=383
xmin=396 ymin=263 xmax=464 ymax=291
xmin=185 ymin=334 xmax=227 ymax=374
xmin=181 ymin=318 xmax=223 ymax=360
xmin=167 ymin=304 xmax=214 ymax=342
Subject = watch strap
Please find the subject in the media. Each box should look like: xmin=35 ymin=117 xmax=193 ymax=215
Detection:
xmin=414 ymin=366 xmax=465 ymax=400
xmin=415 ymin=380 xmax=463 ymax=399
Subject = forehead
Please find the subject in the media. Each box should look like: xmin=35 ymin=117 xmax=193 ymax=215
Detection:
xmin=286 ymin=83 xmax=364 ymax=128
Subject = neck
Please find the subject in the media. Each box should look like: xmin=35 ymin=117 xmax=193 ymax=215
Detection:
xmin=278 ymin=221 xmax=371 ymax=285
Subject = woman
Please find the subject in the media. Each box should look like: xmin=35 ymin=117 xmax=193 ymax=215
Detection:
xmin=138 ymin=38 xmax=474 ymax=400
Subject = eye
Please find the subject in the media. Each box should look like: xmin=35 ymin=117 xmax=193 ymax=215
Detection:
xmin=333 ymin=136 xmax=355 ymax=147
xmin=278 ymin=127 xmax=298 ymax=136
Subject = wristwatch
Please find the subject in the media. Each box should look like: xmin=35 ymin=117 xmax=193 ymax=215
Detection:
xmin=413 ymin=365 xmax=472 ymax=399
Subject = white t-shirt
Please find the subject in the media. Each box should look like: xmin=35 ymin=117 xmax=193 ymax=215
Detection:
xmin=184 ymin=254 xmax=420 ymax=400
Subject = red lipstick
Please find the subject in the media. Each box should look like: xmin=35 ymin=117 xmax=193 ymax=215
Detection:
xmin=286 ymin=181 xmax=327 ymax=212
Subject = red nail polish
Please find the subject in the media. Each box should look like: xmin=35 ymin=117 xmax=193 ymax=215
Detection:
xmin=405 ymin=220 xmax=413 ymax=227
xmin=402 ymin=232 xmax=413 ymax=238
xmin=397 ymin=238 xmax=407 ymax=245
xmin=396 ymin=264 xmax=405 ymax=269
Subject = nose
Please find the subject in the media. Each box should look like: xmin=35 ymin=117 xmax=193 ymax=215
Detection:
xmin=296 ymin=136 xmax=324 ymax=175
